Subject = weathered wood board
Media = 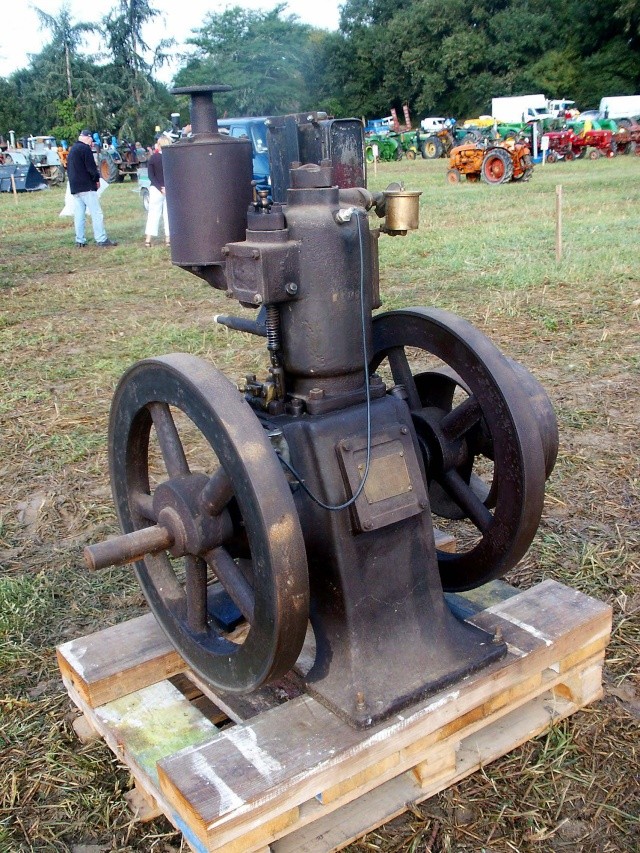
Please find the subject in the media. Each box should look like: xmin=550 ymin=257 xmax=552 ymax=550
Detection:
xmin=58 ymin=579 xmax=611 ymax=853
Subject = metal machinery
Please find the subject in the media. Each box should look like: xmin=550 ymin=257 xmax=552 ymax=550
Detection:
xmin=85 ymin=86 xmax=558 ymax=729
xmin=447 ymin=141 xmax=533 ymax=185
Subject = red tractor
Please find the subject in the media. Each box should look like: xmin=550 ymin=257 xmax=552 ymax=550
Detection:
xmin=543 ymin=128 xmax=617 ymax=161
xmin=447 ymin=141 xmax=533 ymax=184
xmin=613 ymin=119 xmax=640 ymax=155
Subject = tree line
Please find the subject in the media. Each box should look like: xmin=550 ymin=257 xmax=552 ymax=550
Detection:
xmin=1 ymin=0 xmax=638 ymax=145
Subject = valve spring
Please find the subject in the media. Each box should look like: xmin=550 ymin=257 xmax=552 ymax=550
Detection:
xmin=266 ymin=305 xmax=280 ymax=352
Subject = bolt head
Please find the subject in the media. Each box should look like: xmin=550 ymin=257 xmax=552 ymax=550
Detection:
xmin=253 ymin=293 xmax=263 ymax=304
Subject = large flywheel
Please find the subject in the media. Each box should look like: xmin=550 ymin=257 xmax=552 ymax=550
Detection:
xmin=86 ymin=353 xmax=309 ymax=693
xmin=371 ymin=307 xmax=556 ymax=591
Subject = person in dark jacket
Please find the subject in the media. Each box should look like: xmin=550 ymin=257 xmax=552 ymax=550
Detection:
xmin=144 ymin=134 xmax=171 ymax=247
xmin=66 ymin=130 xmax=117 ymax=247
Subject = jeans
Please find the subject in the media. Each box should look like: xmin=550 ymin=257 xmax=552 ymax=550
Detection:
xmin=73 ymin=191 xmax=107 ymax=244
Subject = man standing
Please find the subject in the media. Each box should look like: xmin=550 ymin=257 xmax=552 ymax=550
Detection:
xmin=66 ymin=130 xmax=117 ymax=247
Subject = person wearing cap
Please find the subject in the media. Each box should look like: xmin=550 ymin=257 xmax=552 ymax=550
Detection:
xmin=66 ymin=129 xmax=117 ymax=248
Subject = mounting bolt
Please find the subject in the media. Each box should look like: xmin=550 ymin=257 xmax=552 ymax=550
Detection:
xmin=308 ymin=387 xmax=324 ymax=401
xmin=400 ymin=426 xmax=409 ymax=435
xmin=285 ymin=282 xmax=298 ymax=295
xmin=493 ymin=627 xmax=503 ymax=644
xmin=419 ymin=499 xmax=429 ymax=509
xmin=363 ymin=520 xmax=373 ymax=530
xmin=341 ymin=439 xmax=351 ymax=452
xmin=356 ymin=691 xmax=366 ymax=710
xmin=221 ymin=246 xmax=230 ymax=257
xmin=251 ymin=249 xmax=260 ymax=259
xmin=253 ymin=294 xmax=263 ymax=304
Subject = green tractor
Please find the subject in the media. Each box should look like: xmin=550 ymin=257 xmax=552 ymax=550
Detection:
xmin=365 ymin=134 xmax=403 ymax=162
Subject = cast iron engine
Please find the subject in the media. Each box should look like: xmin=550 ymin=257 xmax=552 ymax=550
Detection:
xmin=85 ymin=86 xmax=558 ymax=728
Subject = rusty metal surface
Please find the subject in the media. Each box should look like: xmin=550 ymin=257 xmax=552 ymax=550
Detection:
xmin=271 ymin=393 xmax=505 ymax=727
xmin=106 ymin=353 xmax=310 ymax=693
xmin=86 ymin=93 xmax=557 ymax=726
xmin=371 ymin=307 xmax=550 ymax=591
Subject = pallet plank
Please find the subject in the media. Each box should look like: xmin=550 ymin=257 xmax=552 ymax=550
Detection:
xmin=56 ymin=612 xmax=185 ymax=706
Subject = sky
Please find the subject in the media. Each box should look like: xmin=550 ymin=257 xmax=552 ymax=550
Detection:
xmin=0 ymin=0 xmax=342 ymax=83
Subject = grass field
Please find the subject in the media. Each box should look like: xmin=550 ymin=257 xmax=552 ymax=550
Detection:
xmin=0 ymin=154 xmax=638 ymax=852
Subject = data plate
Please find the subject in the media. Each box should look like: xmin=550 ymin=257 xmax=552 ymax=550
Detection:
xmin=336 ymin=425 xmax=429 ymax=533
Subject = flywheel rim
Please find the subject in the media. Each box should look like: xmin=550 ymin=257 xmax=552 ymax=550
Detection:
xmin=108 ymin=353 xmax=310 ymax=692
xmin=371 ymin=307 xmax=548 ymax=591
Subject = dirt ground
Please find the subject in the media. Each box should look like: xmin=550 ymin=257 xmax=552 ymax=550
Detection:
xmin=0 ymin=160 xmax=638 ymax=852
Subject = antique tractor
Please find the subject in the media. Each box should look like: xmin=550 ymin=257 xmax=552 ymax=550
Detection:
xmin=98 ymin=135 xmax=148 ymax=183
xmin=365 ymin=133 xmax=403 ymax=162
xmin=2 ymin=135 xmax=65 ymax=185
xmin=85 ymin=85 xmax=557 ymax=729
xmin=447 ymin=141 xmax=533 ymax=184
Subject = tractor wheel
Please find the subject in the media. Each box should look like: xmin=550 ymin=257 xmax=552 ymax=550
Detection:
xmin=564 ymin=150 xmax=575 ymax=161
xmin=546 ymin=151 xmax=558 ymax=163
xmin=446 ymin=168 xmax=461 ymax=184
xmin=99 ymin=152 xmax=119 ymax=183
xmin=588 ymin=148 xmax=601 ymax=160
xmin=480 ymin=148 xmax=514 ymax=185
xmin=405 ymin=148 xmax=417 ymax=160
xmin=512 ymin=154 xmax=533 ymax=182
xmin=49 ymin=165 xmax=65 ymax=186
xmin=421 ymin=136 xmax=443 ymax=159
xmin=463 ymin=130 xmax=483 ymax=144
xmin=617 ymin=118 xmax=632 ymax=129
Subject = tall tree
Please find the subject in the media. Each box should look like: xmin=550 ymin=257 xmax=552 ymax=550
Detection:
xmin=175 ymin=5 xmax=319 ymax=115
xmin=32 ymin=2 xmax=96 ymax=99
xmin=102 ymin=0 xmax=173 ymax=106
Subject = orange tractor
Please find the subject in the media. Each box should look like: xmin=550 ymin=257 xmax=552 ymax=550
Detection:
xmin=446 ymin=140 xmax=533 ymax=184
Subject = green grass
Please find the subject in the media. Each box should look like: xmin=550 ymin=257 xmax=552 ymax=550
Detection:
xmin=0 ymin=157 xmax=638 ymax=851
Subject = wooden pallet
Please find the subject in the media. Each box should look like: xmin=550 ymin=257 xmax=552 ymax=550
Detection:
xmin=57 ymin=579 xmax=611 ymax=853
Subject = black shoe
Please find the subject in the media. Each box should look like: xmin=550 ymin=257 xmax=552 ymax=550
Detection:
xmin=97 ymin=239 xmax=118 ymax=247
xmin=76 ymin=241 xmax=86 ymax=248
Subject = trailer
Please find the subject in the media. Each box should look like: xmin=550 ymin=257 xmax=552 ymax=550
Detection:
xmin=599 ymin=95 xmax=640 ymax=122
xmin=491 ymin=95 xmax=552 ymax=125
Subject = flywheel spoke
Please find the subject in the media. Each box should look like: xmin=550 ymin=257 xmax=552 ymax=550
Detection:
xmin=200 ymin=467 xmax=234 ymax=516
xmin=440 ymin=395 xmax=482 ymax=442
xmin=205 ymin=546 xmax=255 ymax=624
xmin=148 ymin=401 xmax=190 ymax=477
xmin=185 ymin=555 xmax=209 ymax=634
xmin=387 ymin=347 xmax=422 ymax=410
xmin=440 ymin=469 xmax=493 ymax=533
xmin=131 ymin=491 xmax=156 ymax=521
